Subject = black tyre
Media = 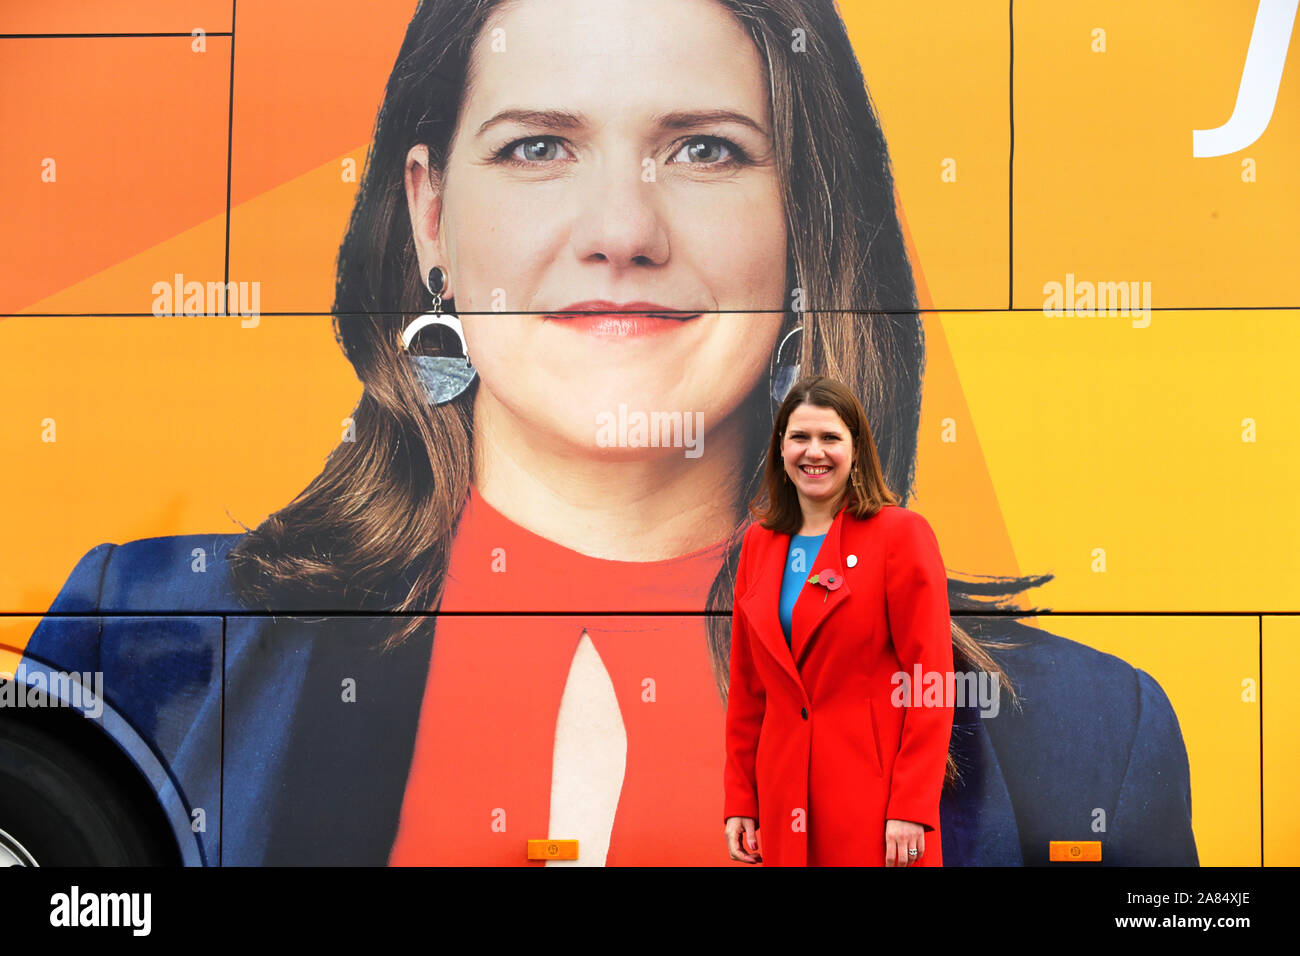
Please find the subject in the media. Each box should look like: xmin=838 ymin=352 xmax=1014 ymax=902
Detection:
xmin=0 ymin=717 xmax=175 ymax=866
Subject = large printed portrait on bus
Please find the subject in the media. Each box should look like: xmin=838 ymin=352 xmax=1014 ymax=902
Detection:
xmin=6 ymin=0 xmax=1293 ymax=867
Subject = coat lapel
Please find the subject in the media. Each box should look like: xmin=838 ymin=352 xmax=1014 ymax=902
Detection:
xmin=737 ymin=507 xmax=852 ymax=693
xmin=791 ymin=506 xmax=851 ymax=667
xmin=738 ymin=528 xmax=801 ymax=694
xmin=259 ymin=617 xmax=434 ymax=865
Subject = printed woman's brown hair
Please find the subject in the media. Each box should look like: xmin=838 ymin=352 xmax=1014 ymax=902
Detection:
xmin=227 ymin=0 xmax=1048 ymax=789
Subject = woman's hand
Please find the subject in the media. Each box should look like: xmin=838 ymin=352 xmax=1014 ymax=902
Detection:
xmin=725 ymin=816 xmax=762 ymax=863
xmin=885 ymin=818 xmax=926 ymax=866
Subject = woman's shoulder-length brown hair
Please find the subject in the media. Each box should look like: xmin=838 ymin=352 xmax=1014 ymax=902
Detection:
xmin=750 ymin=374 xmax=900 ymax=534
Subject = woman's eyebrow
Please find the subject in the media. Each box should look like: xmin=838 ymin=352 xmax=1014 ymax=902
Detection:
xmin=653 ymin=108 xmax=769 ymax=137
xmin=477 ymin=108 xmax=584 ymax=137
xmin=476 ymin=107 xmax=769 ymax=138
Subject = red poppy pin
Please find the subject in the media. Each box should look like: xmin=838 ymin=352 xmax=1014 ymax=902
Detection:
xmin=807 ymin=567 xmax=843 ymax=602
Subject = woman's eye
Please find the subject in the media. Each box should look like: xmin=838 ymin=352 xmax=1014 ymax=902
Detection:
xmin=498 ymin=136 xmax=573 ymax=164
xmin=670 ymin=136 xmax=742 ymax=166
xmin=496 ymin=135 xmax=746 ymax=168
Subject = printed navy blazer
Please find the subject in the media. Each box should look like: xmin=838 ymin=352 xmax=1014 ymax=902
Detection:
xmin=20 ymin=533 xmax=1199 ymax=866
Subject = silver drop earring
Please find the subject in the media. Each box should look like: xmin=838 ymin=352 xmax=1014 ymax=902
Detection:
xmin=770 ymin=324 xmax=802 ymax=404
xmin=399 ymin=266 xmax=477 ymax=405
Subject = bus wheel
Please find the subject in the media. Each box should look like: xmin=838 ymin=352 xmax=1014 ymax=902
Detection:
xmin=0 ymin=718 xmax=174 ymax=866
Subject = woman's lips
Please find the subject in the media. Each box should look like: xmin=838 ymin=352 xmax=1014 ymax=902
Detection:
xmin=543 ymin=312 xmax=702 ymax=337
xmin=544 ymin=301 xmax=701 ymax=337
xmin=799 ymin=464 xmax=832 ymax=479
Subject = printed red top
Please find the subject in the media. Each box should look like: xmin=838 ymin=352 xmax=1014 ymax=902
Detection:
xmin=388 ymin=484 xmax=741 ymax=865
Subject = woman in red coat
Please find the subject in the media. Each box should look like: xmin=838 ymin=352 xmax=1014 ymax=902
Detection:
xmin=724 ymin=374 xmax=955 ymax=866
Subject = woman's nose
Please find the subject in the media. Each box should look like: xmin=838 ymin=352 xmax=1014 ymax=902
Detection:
xmin=569 ymin=161 xmax=670 ymax=268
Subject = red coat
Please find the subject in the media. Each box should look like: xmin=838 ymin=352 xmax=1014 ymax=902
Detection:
xmin=723 ymin=501 xmax=955 ymax=866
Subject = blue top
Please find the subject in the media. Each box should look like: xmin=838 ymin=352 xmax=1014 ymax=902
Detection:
xmin=780 ymin=532 xmax=826 ymax=646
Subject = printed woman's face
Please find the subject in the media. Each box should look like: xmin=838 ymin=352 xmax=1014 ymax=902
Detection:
xmin=405 ymin=0 xmax=786 ymax=454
